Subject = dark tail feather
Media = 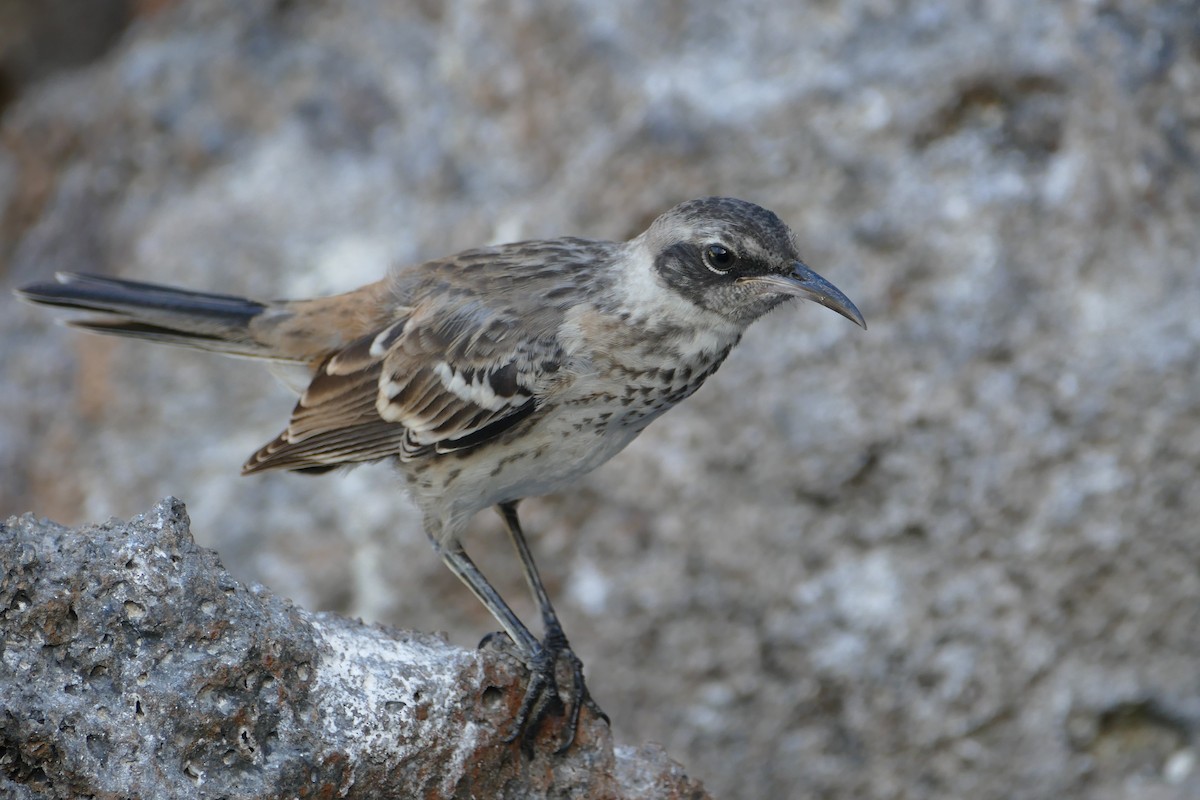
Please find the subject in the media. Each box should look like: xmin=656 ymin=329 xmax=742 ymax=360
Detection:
xmin=16 ymin=272 xmax=281 ymax=359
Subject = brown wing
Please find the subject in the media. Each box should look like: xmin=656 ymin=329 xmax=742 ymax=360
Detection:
xmin=242 ymin=296 xmax=567 ymax=475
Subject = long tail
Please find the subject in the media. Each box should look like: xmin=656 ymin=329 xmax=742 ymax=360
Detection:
xmin=17 ymin=272 xmax=296 ymax=360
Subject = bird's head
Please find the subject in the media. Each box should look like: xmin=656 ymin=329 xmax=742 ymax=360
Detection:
xmin=644 ymin=197 xmax=866 ymax=330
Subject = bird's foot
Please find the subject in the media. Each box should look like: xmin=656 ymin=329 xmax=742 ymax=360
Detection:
xmin=480 ymin=628 xmax=608 ymax=754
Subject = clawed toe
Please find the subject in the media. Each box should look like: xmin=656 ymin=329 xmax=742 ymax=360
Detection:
xmin=501 ymin=637 xmax=607 ymax=754
xmin=552 ymin=645 xmax=607 ymax=752
xmin=503 ymin=645 xmax=562 ymax=749
xmin=478 ymin=630 xmax=518 ymax=654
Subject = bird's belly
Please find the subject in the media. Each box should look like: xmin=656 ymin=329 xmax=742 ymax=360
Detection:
xmin=409 ymin=395 xmax=664 ymax=525
xmin=476 ymin=410 xmax=645 ymax=503
xmin=405 ymin=356 xmax=717 ymax=526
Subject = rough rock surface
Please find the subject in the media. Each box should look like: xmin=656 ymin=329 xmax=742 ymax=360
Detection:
xmin=2 ymin=1 xmax=1199 ymax=798
xmin=0 ymin=499 xmax=708 ymax=799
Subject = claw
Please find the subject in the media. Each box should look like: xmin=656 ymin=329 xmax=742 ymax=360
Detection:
xmin=503 ymin=644 xmax=562 ymax=748
xmin=491 ymin=631 xmax=608 ymax=753
xmin=478 ymin=630 xmax=515 ymax=652
xmin=554 ymin=646 xmax=595 ymax=754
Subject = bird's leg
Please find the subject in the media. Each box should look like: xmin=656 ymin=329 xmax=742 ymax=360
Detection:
xmin=436 ymin=542 xmax=541 ymax=655
xmin=433 ymin=540 xmax=563 ymax=747
xmin=496 ymin=501 xmax=608 ymax=752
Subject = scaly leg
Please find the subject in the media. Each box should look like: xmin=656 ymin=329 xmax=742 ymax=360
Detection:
xmin=495 ymin=501 xmax=608 ymax=752
xmin=432 ymin=537 xmax=568 ymax=749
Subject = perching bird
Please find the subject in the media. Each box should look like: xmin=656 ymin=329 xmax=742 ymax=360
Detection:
xmin=16 ymin=196 xmax=865 ymax=751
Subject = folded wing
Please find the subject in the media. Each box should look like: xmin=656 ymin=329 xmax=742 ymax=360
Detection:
xmin=243 ymin=296 xmax=564 ymax=474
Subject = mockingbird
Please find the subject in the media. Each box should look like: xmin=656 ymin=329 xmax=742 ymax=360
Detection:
xmin=17 ymin=196 xmax=865 ymax=751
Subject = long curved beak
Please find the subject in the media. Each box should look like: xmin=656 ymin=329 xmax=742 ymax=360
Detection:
xmin=741 ymin=261 xmax=867 ymax=329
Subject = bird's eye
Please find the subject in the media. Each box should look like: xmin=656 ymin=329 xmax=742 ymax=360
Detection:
xmin=704 ymin=243 xmax=736 ymax=273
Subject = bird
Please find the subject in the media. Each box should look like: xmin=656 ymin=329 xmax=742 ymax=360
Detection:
xmin=16 ymin=196 xmax=865 ymax=752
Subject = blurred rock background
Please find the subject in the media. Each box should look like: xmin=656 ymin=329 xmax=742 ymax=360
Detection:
xmin=2 ymin=1 xmax=1198 ymax=797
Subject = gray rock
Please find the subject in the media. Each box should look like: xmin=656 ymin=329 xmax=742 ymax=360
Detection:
xmin=0 ymin=499 xmax=708 ymax=799
xmin=2 ymin=1 xmax=1199 ymax=797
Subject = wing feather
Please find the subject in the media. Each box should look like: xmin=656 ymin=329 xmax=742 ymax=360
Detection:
xmin=243 ymin=277 xmax=573 ymax=475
